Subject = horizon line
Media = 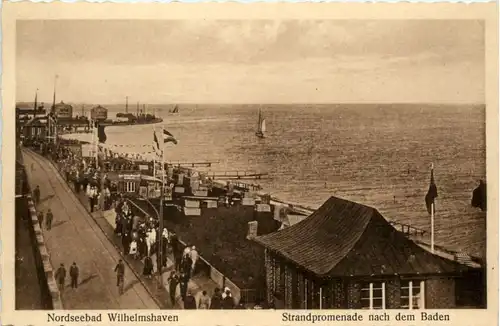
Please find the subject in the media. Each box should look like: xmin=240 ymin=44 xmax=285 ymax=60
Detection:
xmin=15 ymin=101 xmax=486 ymax=107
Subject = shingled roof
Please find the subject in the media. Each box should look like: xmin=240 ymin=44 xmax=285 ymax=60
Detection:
xmin=254 ymin=196 xmax=466 ymax=278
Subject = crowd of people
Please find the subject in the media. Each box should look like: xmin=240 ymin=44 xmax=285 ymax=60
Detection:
xmin=26 ymin=138 xmax=246 ymax=309
xmin=112 ymin=198 xmax=242 ymax=308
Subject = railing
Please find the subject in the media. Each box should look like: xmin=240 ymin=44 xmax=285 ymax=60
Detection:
xmin=389 ymin=221 xmax=426 ymax=237
xmin=232 ymin=181 xmax=263 ymax=191
xmin=241 ymin=289 xmax=259 ymax=305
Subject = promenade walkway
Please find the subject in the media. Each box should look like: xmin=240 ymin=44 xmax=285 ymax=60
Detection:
xmin=22 ymin=149 xmax=159 ymax=309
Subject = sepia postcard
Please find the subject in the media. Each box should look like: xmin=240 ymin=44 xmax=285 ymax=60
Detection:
xmin=1 ymin=2 xmax=498 ymax=326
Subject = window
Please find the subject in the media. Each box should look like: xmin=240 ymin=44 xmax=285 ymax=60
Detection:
xmin=360 ymin=282 xmax=386 ymax=309
xmin=401 ymin=280 xmax=425 ymax=309
xmin=125 ymin=181 xmax=136 ymax=193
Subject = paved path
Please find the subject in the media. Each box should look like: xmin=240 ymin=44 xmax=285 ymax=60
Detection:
xmin=22 ymin=149 xmax=159 ymax=309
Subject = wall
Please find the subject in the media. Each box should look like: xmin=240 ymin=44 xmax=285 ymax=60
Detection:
xmin=203 ymin=257 xmax=241 ymax=303
xmin=455 ymin=270 xmax=486 ymax=308
xmin=385 ymin=278 xmax=401 ymax=309
xmin=425 ymin=277 xmax=456 ymax=308
xmin=27 ymin=197 xmax=64 ymax=309
xmin=19 ymin=166 xmax=63 ymax=309
xmin=264 ymin=251 xmax=458 ymax=310
xmin=345 ymin=277 xmax=456 ymax=309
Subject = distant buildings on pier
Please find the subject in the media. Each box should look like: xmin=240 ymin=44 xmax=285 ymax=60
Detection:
xmin=16 ymin=101 xmax=110 ymax=139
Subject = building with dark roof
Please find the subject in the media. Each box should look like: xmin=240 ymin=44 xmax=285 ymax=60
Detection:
xmin=254 ymin=196 xmax=483 ymax=309
xmin=53 ymin=101 xmax=73 ymax=118
xmin=21 ymin=117 xmax=48 ymax=140
xmin=91 ymin=105 xmax=108 ymax=121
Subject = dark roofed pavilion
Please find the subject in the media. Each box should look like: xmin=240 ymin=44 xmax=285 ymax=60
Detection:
xmin=254 ymin=196 xmax=476 ymax=309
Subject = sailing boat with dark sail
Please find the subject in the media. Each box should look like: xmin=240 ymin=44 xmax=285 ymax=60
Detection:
xmin=170 ymin=105 xmax=179 ymax=114
xmin=256 ymin=108 xmax=266 ymax=138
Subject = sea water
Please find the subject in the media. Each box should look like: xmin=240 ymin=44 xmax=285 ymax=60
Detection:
xmin=66 ymin=103 xmax=487 ymax=257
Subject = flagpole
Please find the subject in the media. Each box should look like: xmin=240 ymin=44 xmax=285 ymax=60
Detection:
xmin=430 ymin=162 xmax=435 ymax=253
xmin=157 ymin=129 xmax=165 ymax=289
xmin=153 ymin=127 xmax=157 ymax=179
xmin=47 ymin=113 xmax=51 ymax=143
xmin=54 ymin=115 xmax=58 ymax=145
xmin=95 ymin=124 xmax=99 ymax=169
xmin=431 ymin=202 xmax=435 ymax=253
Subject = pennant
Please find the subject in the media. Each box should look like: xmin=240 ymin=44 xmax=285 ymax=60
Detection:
xmin=97 ymin=125 xmax=107 ymax=143
xmin=471 ymin=180 xmax=487 ymax=211
xmin=33 ymin=89 xmax=38 ymax=113
xmin=425 ymin=165 xmax=438 ymax=215
xmin=153 ymin=130 xmax=160 ymax=150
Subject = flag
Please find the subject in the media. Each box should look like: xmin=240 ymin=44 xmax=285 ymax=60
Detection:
xmin=163 ymin=129 xmax=178 ymax=145
xmin=52 ymin=91 xmax=56 ymax=112
xmin=471 ymin=180 xmax=486 ymax=211
xmin=48 ymin=112 xmax=58 ymax=125
xmin=153 ymin=130 xmax=160 ymax=150
xmin=97 ymin=124 xmax=107 ymax=143
xmin=425 ymin=165 xmax=438 ymax=215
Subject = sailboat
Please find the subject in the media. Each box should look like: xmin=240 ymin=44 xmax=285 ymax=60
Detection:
xmin=255 ymin=108 xmax=266 ymax=138
xmin=170 ymin=105 xmax=179 ymax=114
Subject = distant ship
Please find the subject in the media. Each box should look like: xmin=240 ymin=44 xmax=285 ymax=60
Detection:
xmin=169 ymin=105 xmax=179 ymax=114
xmin=255 ymin=107 xmax=266 ymax=138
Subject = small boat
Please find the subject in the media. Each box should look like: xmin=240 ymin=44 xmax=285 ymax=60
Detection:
xmin=170 ymin=105 xmax=179 ymax=114
xmin=255 ymin=108 xmax=266 ymax=138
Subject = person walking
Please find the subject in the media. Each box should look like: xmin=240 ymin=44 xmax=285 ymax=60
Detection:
xmin=183 ymin=291 xmax=197 ymax=309
xmin=181 ymin=253 xmax=193 ymax=281
xmin=55 ymin=263 xmax=67 ymax=290
xmin=168 ymin=271 xmax=180 ymax=307
xmin=222 ymin=289 xmax=235 ymax=309
xmin=189 ymin=246 xmax=199 ymax=276
xmin=179 ymin=272 xmax=189 ymax=302
xmin=114 ymin=259 xmax=125 ymax=295
xmin=170 ymin=233 xmax=182 ymax=271
xmin=33 ymin=185 xmax=41 ymax=206
xmin=45 ymin=209 xmax=54 ymax=230
xmin=122 ymin=232 xmax=131 ymax=256
xmin=37 ymin=211 xmax=44 ymax=228
xmin=69 ymin=262 xmax=79 ymax=289
xmin=142 ymin=255 xmax=153 ymax=279
xmin=210 ymin=288 xmax=223 ymax=309
xmin=198 ymin=290 xmax=211 ymax=309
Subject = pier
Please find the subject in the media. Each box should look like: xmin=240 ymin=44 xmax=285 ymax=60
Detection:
xmin=228 ymin=181 xmax=263 ymax=191
xmin=167 ymin=160 xmax=220 ymax=168
xmin=207 ymin=170 xmax=269 ymax=180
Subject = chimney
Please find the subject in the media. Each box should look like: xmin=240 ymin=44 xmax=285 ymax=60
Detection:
xmin=247 ymin=221 xmax=258 ymax=240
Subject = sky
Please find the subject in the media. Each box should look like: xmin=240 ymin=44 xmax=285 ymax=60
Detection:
xmin=16 ymin=20 xmax=484 ymax=104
